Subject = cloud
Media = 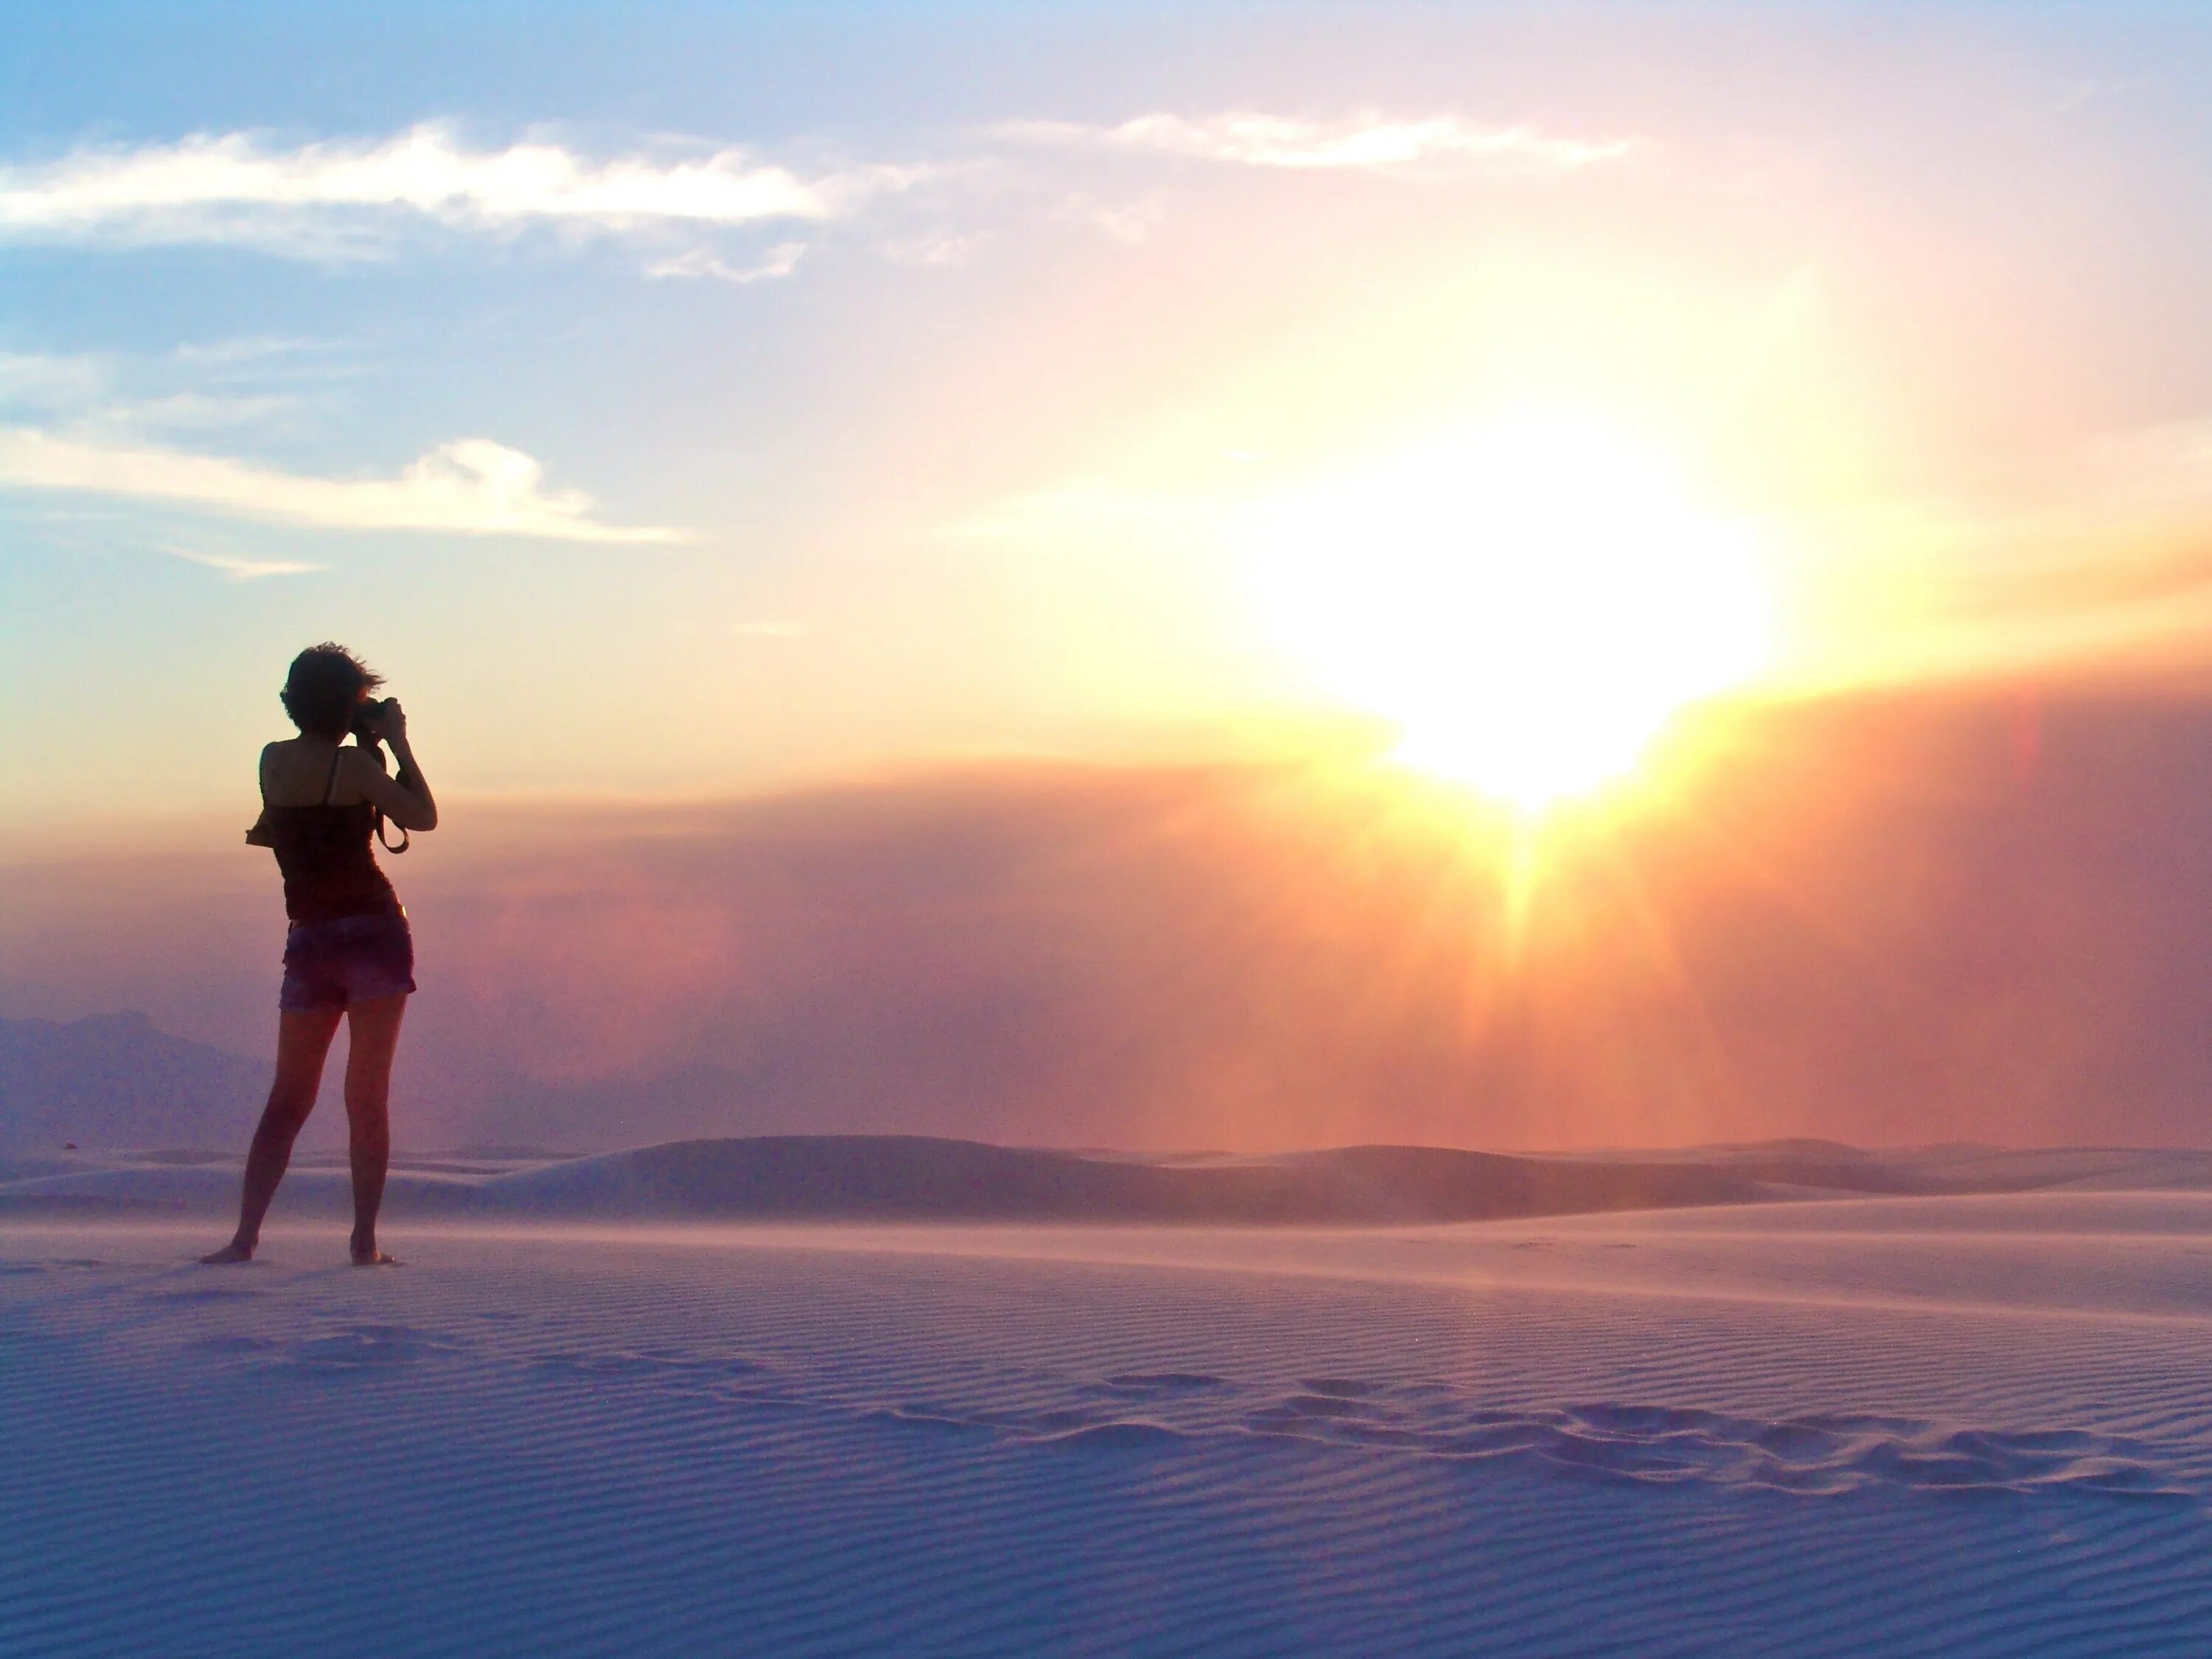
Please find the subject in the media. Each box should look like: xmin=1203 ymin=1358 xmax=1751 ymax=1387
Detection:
xmin=170 ymin=335 xmax=334 ymax=368
xmin=645 ymin=241 xmax=807 ymax=283
xmin=0 ymin=123 xmax=918 ymax=254
xmin=2056 ymin=74 xmax=2152 ymax=113
xmin=160 ymin=544 xmax=322 ymax=580
xmin=1778 ymin=415 xmax=2212 ymax=692
xmin=0 ymin=342 xmax=345 ymax=445
xmin=993 ymin=111 xmax=1630 ymax=175
xmin=0 ymin=427 xmax=683 ymax=543
xmin=114 ymin=390 xmax=312 ymax=432
xmin=0 ymin=350 xmax=111 ymax=411
xmin=875 ymin=232 xmax=987 ymax=268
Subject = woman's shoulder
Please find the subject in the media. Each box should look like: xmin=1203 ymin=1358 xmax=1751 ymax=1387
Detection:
xmin=323 ymin=742 xmax=387 ymax=804
xmin=261 ymin=737 xmax=365 ymax=804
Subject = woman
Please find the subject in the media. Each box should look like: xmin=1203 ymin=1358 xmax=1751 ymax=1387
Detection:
xmin=202 ymin=644 xmax=437 ymax=1267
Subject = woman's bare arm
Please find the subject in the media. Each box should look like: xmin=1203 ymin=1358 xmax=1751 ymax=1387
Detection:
xmin=350 ymin=703 xmax=437 ymax=831
xmin=243 ymin=742 xmax=280 ymax=845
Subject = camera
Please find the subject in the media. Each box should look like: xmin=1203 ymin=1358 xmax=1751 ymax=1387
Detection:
xmin=351 ymin=696 xmax=397 ymax=743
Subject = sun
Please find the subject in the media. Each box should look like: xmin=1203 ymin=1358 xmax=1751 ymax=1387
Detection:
xmin=1248 ymin=413 xmax=1775 ymax=810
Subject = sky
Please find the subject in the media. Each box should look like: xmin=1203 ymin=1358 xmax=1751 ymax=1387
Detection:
xmin=7 ymin=2 xmax=2212 ymax=1148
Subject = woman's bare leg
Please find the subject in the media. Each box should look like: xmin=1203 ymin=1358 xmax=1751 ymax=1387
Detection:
xmin=201 ymin=1008 xmax=344 ymax=1263
xmin=342 ymin=993 xmax=407 ymax=1265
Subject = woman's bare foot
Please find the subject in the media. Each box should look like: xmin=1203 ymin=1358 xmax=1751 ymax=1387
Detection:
xmin=200 ymin=1239 xmax=255 ymax=1265
xmin=351 ymin=1245 xmax=401 ymax=1267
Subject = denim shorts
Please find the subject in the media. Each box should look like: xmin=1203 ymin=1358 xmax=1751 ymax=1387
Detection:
xmin=279 ymin=907 xmax=417 ymax=1012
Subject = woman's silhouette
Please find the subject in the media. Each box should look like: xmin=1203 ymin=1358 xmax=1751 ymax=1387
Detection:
xmin=203 ymin=644 xmax=437 ymax=1266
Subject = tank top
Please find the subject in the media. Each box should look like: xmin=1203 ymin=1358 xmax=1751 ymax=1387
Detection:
xmin=259 ymin=748 xmax=400 ymax=923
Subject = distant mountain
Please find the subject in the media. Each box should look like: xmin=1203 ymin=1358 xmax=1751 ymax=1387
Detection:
xmin=0 ymin=1012 xmax=266 ymax=1152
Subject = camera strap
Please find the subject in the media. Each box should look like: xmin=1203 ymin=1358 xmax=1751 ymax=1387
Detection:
xmin=351 ymin=734 xmax=409 ymax=854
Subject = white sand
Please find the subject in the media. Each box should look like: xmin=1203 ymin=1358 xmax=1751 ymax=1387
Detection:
xmin=7 ymin=1182 xmax=2212 ymax=1655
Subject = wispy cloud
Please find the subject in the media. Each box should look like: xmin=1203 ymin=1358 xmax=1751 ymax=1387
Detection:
xmin=170 ymin=335 xmax=334 ymax=368
xmin=0 ymin=428 xmax=684 ymax=543
xmin=0 ymin=123 xmax=918 ymax=255
xmin=2056 ymin=74 xmax=2152 ymax=113
xmin=161 ymin=544 xmax=322 ymax=580
xmin=1778 ymin=415 xmax=2212 ymax=691
xmin=993 ymin=111 xmax=1631 ymax=175
xmin=0 ymin=350 xmax=111 ymax=410
xmin=645 ymin=241 xmax=807 ymax=283
xmin=120 ymin=390 xmax=314 ymax=432
xmin=0 ymin=112 xmax=1615 ymax=268
xmin=0 ymin=341 xmax=349 ymax=443
xmin=875 ymin=232 xmax=988 ymax=268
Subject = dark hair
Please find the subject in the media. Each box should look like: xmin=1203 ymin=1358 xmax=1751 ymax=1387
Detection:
xmin=280 ymin=643 xmax=384 ymax=738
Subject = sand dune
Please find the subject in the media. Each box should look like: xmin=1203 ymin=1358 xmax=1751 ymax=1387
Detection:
xmin=7 ymin=1192 xmax=2212 ymax=1655
xmin=10 ymin=1135 xmax=2211 ymax=1228
xmin=468 ymin=1136 xmax=1767 ymax=1222
xmin=0 ymin=1137 xmax=1761 ymax=1223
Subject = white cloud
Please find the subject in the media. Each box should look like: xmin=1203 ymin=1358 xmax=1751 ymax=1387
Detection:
xmin=171 ymin=335 xmax=333 ymax=368
xmin=0 ymin=350 xmax=111 ymax=410
xmin=0 ymin=344 xmax=339 ymax=441
xmin=0 ymin=124 xmax=918 ymax=254
xmin=645 ymin=241 xmax=807 ymax=283
xmin=875 ymin=232 xmax=986 ymax=269
xmin=161 ymin=545 xmax=322 ymax=580
xmin=0 ymin=427 xmax=683 ymax=543
xmin=994 ymin=112 xmax=1630 ymax=175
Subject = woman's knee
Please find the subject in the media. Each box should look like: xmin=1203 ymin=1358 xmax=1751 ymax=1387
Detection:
xmin=255 ymin=1091 xmax=314 ymax=1144
xmin=264 ymin=1071 xmax=320 ymax=1118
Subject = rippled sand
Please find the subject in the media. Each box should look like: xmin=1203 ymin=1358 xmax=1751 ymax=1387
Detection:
xmin=7 ymin=1192 xmax=2212 ymax=1655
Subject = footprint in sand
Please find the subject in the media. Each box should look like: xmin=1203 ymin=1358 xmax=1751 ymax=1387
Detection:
xmin=287 ymin=1324 xmax=456 ymax=1369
